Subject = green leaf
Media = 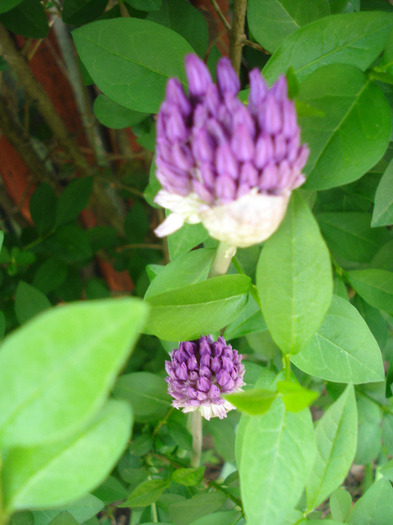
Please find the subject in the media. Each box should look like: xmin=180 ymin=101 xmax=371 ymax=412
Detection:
xmin=189 ymin=511 xmax=241 ymax=525
xmin=372 ymin=158 xmax=393 ymax=227
xmin=145 ymin=248 xmax=215 ymax=299
xmin=122 ymin=478 xmax=170 ymax=508
xmin=14 ymin=281 xmax=51 ymax=325
xmin=297 ymin=64 xmax=391 ymax=190
xmin=0 ymin=298 xmax=148 ymax=447
xmin=224 ymin=296 xmax=266 ymax=340
xmin=113 ymin=372 xmax=170 ymax=422
xmin=73 ymin=18 xmax=194 ymax=113
xmin=93 ymin=95 xmax=148 ymax=129
xmin=168 ymin=492 xmax=227 ymax=525
xmin=2 ymin=400 xmax=132 ymax=512
xmin=147 ymin=0 xmax=208 ymax=56
xmin=48 ymin=512 xmax=78 ymax=525
xmin=306 ymin=384 xmax=357 ymax=511
xmin=0 ymin=0 xmax=49 ymax=38
xmin=62 ymin=0 xmax=108 ymax=25
xmin=0 ymin=0 xmax=23 ymax=14
xmin=347 ymin=478 xmax=393 ymax=524
xmin=347 ymin=268 xmax=393 ymax=312
xmin=248 ymin=0 xmax=330 ymax=53
xmin=50 ymin=225 xmax=93 ymax=263
xmin=355 ymin=395 xmax=381 ymax=464
xmin=29 ymin=183 xmax=57 ymax=236
xmin=0 ymin=312 xmax=6 ymax=339
xmin=172 ymin=467 xmax=205 ymax=487
xmin=257 ymin=192 xmax=332 ymax=354
xmin=32 ymin=494 xmax=104 ymax=525
xmin=145 ymin=274 xmax=251 ymax=341
xmin=168 ymin=223 xmax=209 ymax=260
xmin=56 ymin=177 xmax=93 ymax=227
xmin=317 ymin=212 xmax=391 ymax=262
xmin=239 ymin=399 xmax=316 ymax=524
xmin=263 ymin=12 xmax=393 ymax=83
xmin=33 ymin=258 xmax=68 ymax=294
xmin=330 ymin=488 xmax=352 ymax=522
xmin=124 ymin=0 xmax=161 ymax=11
xmin=224 ymin=388 xmax=278 ymax=415
xmin=277 ymin=381 xmax=319 ymax=412
xmin=291 ymin=296 xmax=385 ymax=384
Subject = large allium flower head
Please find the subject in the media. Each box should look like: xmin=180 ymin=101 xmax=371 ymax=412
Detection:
xmin=165 ymin=335 xmax=245 ymax=420
xmin=154 ymin=54 xmax=309 ymax=247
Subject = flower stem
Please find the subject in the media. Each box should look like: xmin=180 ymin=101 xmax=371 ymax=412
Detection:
xmin=190 ymin=411 xmax=203 ymax=467
xmin=209 ymin=242 xmax=237 ymax=278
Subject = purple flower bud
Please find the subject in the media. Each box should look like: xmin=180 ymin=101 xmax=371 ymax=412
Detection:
xmin=217 ymin=57 xmax=240 ymax=96
xmin=249 ymin=69 xmax=268 ymax=112
xmin=165 ymin=78 xmax=192 ymax=117
xmin=165 ymin=335 xmax=245 ymax=420
xmin=155 ymin=54 xmax=310 ymax=246
xmin=216 ymin=143 xmax=238 ymax=179
xmin=185 ymin=54 xmax=213 ymax=98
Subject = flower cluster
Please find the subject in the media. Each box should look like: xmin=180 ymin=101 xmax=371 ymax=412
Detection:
xmin=165 ymin=335 xmax=245 ymax=420
xmin=154 ymin=54 xmax=309 ymax=247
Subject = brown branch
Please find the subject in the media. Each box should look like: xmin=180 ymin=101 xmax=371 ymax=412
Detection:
xmin=229 ymin=0 xmax=248 ymax=75
xmin=210 ymin=0 xmax=231 ymax=31
xmin=0 ymin=94 xmax=53 ymax=182
xmin=0 ymin=23 xmax=92 ymax=177
xmin=243 ymin=37 xmax=269 ymax=54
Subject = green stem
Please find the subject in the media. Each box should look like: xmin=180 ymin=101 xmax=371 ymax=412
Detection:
xmin=190 ymin=411 xmax=202 ymax=467
xmin=229 ymin=0 xmax=248 ymax=76
xmin=209 ymin=242 xmax=237 ymax=278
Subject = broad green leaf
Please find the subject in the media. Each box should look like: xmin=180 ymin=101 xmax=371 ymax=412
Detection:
xmin=0 ymin=0 xmax=23 ymax=14
xmin=372 ymin=239 xmax=393 ymax=272
xmin=330 ymin=488 xmax=352 ymax=522
xmin=297 ymin=64 xmax=391 ymax=190
xmin=122 ymin=478 xmax=170 ymax=508
xmin=48 ymin=512 xmax=78 ymax=525
xmin=277 ymin=381 xmax=319 ymax=412
xmin=14 ymin=282 xmax=51 ymax=325
xmin=239 ymin=399 xmax=316 ymax=525
xmin=73 ymin=18 xmax=194 ymax=113
xmin=317 ymin=212 xmax=391 ymax=262
xmin=168 ymin=492 xmax=226 ymax=525
xmin=372 ymin=159 xmax=393 ymax=227
xmin=62 ymin=0 xmax=108 ymax=25
xmin=353 ymin=295 xmax=387 ymax=352
xmin=347 ymin=478 xmax=393 ymax=524
xmin=124 ymin=0 xmax=161 ymax=11
xmin=306 ymin=385 xmax=357 ymax=511
xmin=168 ymin=223 xmax=209 ymax=260
xmin=2 ymin=400 xmax=132 ymax=512
xmin=189 ymin=511 xmax=241 ymax=525
xmin=145 ymin=274 xmax=251 ymax=341
xmin=113 ymin=372 xmax=170 ymax=422
xmin=380 ymin=456 xmax=393 ymax=480
xmin=172 ymin=467 xmax=205 ymax=487
xmin=49 ymin=225 xmax=93 ymax=263
xmin=29 ymin=183 xmax=57 ymax=236
xmin=32 ymin=494 xmax=104 ymax=525
xmin=355 ymin=395 xmax=381 ymax=464
xmin=263 ymin=12 xmax=393 ymax=83
xmin=291 ymin=296 xmax=385 ymax=384
xmin=33 ymin=258 xmax=68 ymax=294
xmin=144 ymin=248 xmax=215 ymax=299
xmin=56 ymin=177 xmax=93 ymax=227
xmin=0 ymin=312 xmax=6 ymax=339
xmin=93 ymin=95 xmax=148 ymax=129
xmin=248 ymin=0 xmax=330 ymax=53
xmin=257 ymin=192 xmax=332 ymax=354
xmin=347 ymin=269 xmax=393 ymax=312
xmin=0 ymin=298 xmax=147 ymax=447
xmin=224 ymin=296 xmax=266 ymax=340
xmin=224 ymin=388 xmax=277 ymax=415
xmin=147 ymin=0 xmax=208 ymax=56
xmin=0 ymin=0 xmax=49 ymax=38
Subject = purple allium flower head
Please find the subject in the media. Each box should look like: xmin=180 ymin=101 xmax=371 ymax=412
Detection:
xmin=154 ymin=54 xmax=309 ymax=247
xmin=165 ymin=335 xmax=245 ymax=420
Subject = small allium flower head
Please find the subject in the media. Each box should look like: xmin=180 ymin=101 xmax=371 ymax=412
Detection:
xmin=165 ymin=335 xmax=245 ymax=420
xmin=154 ymin=54 xmax=309 ymax=247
